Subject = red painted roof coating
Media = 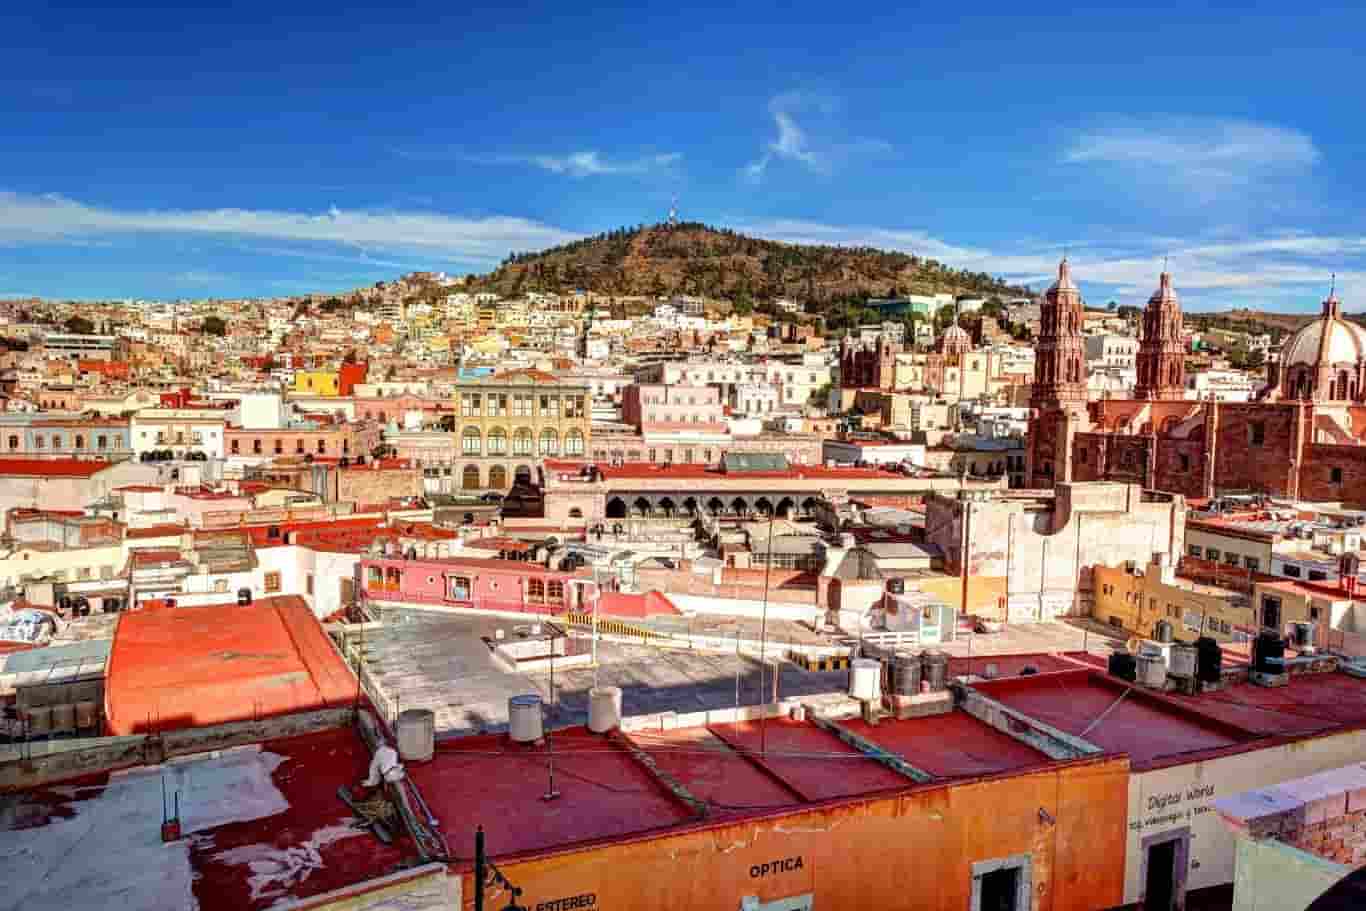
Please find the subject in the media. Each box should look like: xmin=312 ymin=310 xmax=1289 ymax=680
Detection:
xmin=408 ymin=727 xmax=695 ymax=860
xmin=104 ymin=596 xmax=357 ymax=735
xmin=629 ymin=727 xmax=803 ymax=815
xmin=708 ymin=718 xmax=909 ymax=801
xmin=1160 ymin=672 xmax=1366 ymax=737
xmin=188 ymin=728 xmax=412 ymax=910
xmin=0 ymin=458 xmax=110 ymax=478
xmin=840 ymin=711 xmax=1050 ymax=779
xmin=972 ymin=670 xmax=1250 ymax=769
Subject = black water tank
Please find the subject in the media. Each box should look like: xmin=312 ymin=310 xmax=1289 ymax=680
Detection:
xmin=886 ymin=578 xmax=905 ymax=595
xmin=1195 ymin=636 xmax=1223 ymax=683
xmin=922 ymin=650 xmax=949 ymax=692
xmin=889 ymin=651 xmax=922 ymax=696
xmin=1108 ymin=649 xmax=1137 ymax=681
xmin=1253 ymin=630 xmax=1285 ymax=674
xmin=1154 ymin=619 xmax=1175 ymax=643
xmin=237 ymin=588 xmax=253 ymax=606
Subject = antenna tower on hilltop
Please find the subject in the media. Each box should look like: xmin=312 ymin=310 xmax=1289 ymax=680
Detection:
xmin=667 ymin=194 xmax=679 ymax=227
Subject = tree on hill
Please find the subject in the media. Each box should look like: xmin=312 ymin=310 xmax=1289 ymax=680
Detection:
xmin=64 ymin=315 xmax=95 ymax=335
xmin=201 ymin=315 xmax=228 ymax=336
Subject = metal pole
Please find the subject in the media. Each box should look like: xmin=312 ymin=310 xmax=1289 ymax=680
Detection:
xmin=474 ymin=825 xmax=486 ymax=911
xmin=760 ymin=509 xmax=774 ymax=754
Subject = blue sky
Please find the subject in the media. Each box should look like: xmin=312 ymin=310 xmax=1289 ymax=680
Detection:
xmin=2 ymin=1 xmax=1364 ymax=310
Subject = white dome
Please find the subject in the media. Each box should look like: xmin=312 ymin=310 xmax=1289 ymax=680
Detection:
xmin=1281 ymin=312 xmax=1366 ymax=367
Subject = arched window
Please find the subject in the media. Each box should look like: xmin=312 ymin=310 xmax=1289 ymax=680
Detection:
xmin=564 ymin=429 xmax=584 ymax=457
xmin=97 ymin=435 xmax=108 ymax=450
xmin=539 ymin=428 xmax=558 ymax=457
xmin=74 ymin=434 xmax=85 ymax=450
xmin=6 ymin=436 xmax=16 ymax=450
xmin=462 ymin=426 xmax=482 ymax=456
xmin=513 ymin=428 xmax=533 ymax=456
xmin=488 ymin=465 xmax=508 ymax=488
xmin=487 ymin=427 xmax=507 ymax=455
xmin=527 ymin=579 xmax=545 ymax=601
xmin=462 ymin=465 xmax=481 ymax=489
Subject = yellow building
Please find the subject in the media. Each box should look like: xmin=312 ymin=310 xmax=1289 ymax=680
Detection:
xmin=293 ymin=370 xmax=340 ymax=396
xmin=1093 ymin=557 xmax=1254 ymax=643
xmin=451 ymin=369 xmax=591 ymax=490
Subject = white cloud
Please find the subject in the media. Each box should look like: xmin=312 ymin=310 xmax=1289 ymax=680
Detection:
xmin=742 ymin=92 xmax=887 ymax=183
xmin=1063 ymin=117 xmax=1320 ymax=190
xmin=0 ymin=192 xmax=581 ymax=263
xmin=528 ymin=151 xmax=680 ymax=178
xmin=443 ymin=149 xmax=681 ymax=178
xmin=735 ymin=216 xmax=1366 ymax=308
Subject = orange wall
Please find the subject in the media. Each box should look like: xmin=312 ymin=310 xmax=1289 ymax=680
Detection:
xmin=464 ymin=757 xmax=1128 ymax=911
xmin=914 ymin=573 xmax=1010 ymax=619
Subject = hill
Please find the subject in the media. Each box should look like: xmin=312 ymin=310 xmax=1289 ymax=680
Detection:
xmin=468 ymin=222 xmax=1030 ymax=311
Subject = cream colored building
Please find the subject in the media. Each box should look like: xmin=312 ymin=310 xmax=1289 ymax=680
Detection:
xmin=451 ymin=369 xmax=590 ymax=490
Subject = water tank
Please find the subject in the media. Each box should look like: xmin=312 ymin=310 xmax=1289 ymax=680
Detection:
xmin=1253 ymin=630 xmax=1286 ymax=674
xmin=888 ymin=651 xmax=922 ymax=696
xmin=922 ymin=650 xmax=950 ymax=692
xmin=237 ymin=588 xmax=253 ymax=606
xmin=849 ymin=658 xmax=882 ymax=701
xmin=396 ymin=708 xmax=435 ymax=763
xmin=1291 ymin=621 xmax=1316 ymax=654
xmin=588 ymin=686 xmax=622 ymax=733
xmin=1108 ymin=649 xmax=1137 ymax=682
xmin=1136 ymin=653 xmax=1167 ymax=688
xmin=25 ymin=706 xmax=53 ymax=735
xmin=50 ymin=704 xmax=76 ymax=734
xmin=886 ymin=578 xmax=905 ymax=595
xmin=1169 ymin=643 xmax=1198 ymax=678
xmin=1154 ymin=619 xmax=1174 ymax=644
xmin=1195 ymin=636 xmax=1223 ymax=684
xmin=75 ymin=701 xmax=99 ymax=731
xmin=508 ymin=694 xmax=544 ymax=743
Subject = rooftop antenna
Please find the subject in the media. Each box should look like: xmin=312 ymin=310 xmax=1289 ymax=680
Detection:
xmin=1331 ymin=272 xmax=1337 ymax=297
xmin=667 ymin=194 xmax=679 ymax=228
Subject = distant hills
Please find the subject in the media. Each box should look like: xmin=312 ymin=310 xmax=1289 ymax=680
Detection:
xmin=464 ymin=222 xmax=1030 ymax=310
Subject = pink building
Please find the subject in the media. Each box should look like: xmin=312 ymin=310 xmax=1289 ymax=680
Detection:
xmin=360 ymin=555 xmax=590 ymax=615
xmin=621 ymin=384 xmax=726 ymax=433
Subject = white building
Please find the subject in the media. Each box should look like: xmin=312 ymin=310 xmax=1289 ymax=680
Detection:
xmin=1186 ymin=369 xmax=1258 ymax=402
xmin=1085 ymin=334 xmax=1139 ymax=370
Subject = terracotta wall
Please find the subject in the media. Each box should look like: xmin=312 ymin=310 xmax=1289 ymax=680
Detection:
xmin=465 ymin=756 xmax=1130 ymax=911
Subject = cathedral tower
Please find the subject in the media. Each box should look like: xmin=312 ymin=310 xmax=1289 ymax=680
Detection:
xmin=1135 ymin=269 xmax=1185 ymax=400
xmin=1030 ymin=257 xmax=1087 ymax=411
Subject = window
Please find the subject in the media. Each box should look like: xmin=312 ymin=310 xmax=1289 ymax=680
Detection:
xmin=487 ymin=393 xmax=507 ymax=417
xmin=306 ymin=574 xmax=314 ymax=596
xmin=74 ymin=434 xmax=85 ymax=449
xmin=1244 ymin=557 xmax=1260 ymax=572
xmin=972 ymin=854 xmax=1031 ymax=911
xmin=1283 ymin=564 xmax=1301 ymax=578
xmin=547 ymin=580 xmax=564 ymax=602
xmin=264 ymin=572 xmax=281 ymax=593
xmin=213 ymin=579 xmax=228 ymax=593
xmin=1332 ymin=467 xmax=1344 ymax=484
xmin=1205 ymin=548 xmax=1220 ymax=562
xmin=527 ymin=578 xmax=545 ymax=601
xmin=539 ymin=428 xmax=558 ymax=456
xmin=1249 ymin=421 xmax=1265 ymax=446
xmin=274 ymin=440 xmax=283 ymax=454
xmin=97 ymin=435 xmax=108 ymax=450
xmin=296 ymin=439 xmax=305 ymax=454
xmin=449 ymin=576 xmax=471 ymax=601
xmin=1225 ymin=552 xmax=1240 ymax=566
xmin=253 ymin=438 xmax=262 ymax=454
xmin=1310 ymin=606 xmax=1322 ymax=621
xmin=1188 ymin=545 xmax=1202 ymax=558
xmin=513 ymin=394 xmax=533 ymax=417
xmin=1179 ymin=454 xmax=1190 ymax=471
xmin=513 ymin=428 xmax=533 ymax=456
xmin=539 ymin=394 xmax=559 ymax=418
xmin=462 ymin=427 xmax=482 ymax=456
xmin=564 ymin=429 xmax=584 ymax=456
xmin=317 ymin=440 xmax=326 ymax=454
xmin=1309 ymin=570 xmax=1327 ymax=582
xmin=33 ymin=435 xmax=44 ymax=449
xmin=461 ymin=392 xmax=482 ymax=417
xmin=1078 ymin=448 xmax=1088 ymax=465
xmin=231 ymin=439 xmax=240 ymax=454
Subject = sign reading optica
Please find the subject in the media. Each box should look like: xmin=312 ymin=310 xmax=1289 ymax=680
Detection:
xmin=750 ymin=857 xmax=804 ymax=879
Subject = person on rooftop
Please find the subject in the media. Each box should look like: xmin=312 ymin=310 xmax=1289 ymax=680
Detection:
xmin=353 ymin=742 xmax=404 ymax=800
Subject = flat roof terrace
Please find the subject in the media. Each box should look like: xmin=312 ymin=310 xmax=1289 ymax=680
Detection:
xmin=707 ymin=718 xmax=909 ymax=801
xmin=841 ymin=710 xmax=1051 ymax=779
xmin=1159 ymin=670 xmax=1366 ymax=737
xmin=972 ymin=669 xmax=1254 ymax=769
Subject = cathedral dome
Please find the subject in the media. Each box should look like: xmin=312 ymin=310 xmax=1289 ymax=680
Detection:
xmin=1280 ymin=295 xmax=1366 ymax=368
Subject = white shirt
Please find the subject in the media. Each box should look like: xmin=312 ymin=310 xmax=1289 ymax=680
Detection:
xmin=363 ymin=744 xmax=405 ymax=786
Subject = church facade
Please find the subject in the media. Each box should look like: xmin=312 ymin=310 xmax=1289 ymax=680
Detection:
xmin=1027 ymin=262 xmax=1366 ymax=506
